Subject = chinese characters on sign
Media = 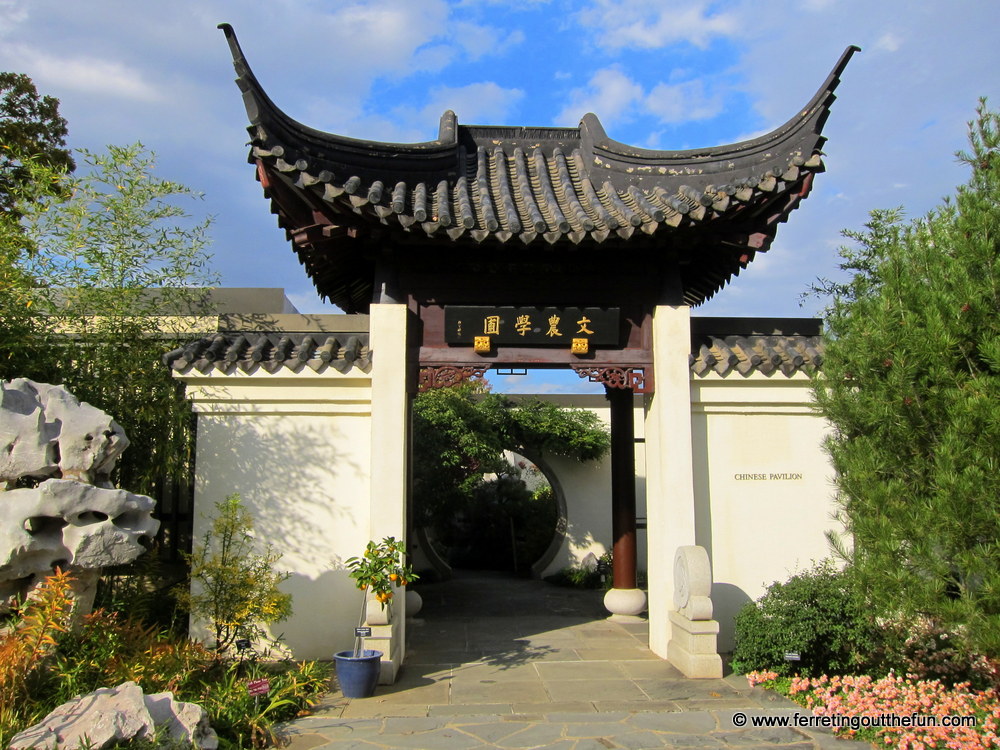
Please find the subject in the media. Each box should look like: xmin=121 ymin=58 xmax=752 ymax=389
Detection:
xmin=444 ymin=307 xmax=620 ymax=349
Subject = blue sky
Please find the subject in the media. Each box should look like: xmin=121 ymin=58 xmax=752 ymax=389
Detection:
xmin=2 ymin=0 xmax=999 ymax=392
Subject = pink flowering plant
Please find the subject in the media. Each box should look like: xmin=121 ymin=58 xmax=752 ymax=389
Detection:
xmin=747 ymin=670 xmax=1000 ymax=749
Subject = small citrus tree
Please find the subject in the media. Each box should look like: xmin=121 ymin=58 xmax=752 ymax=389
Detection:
xmin=181 ymin=494 xmax=292 ymax=656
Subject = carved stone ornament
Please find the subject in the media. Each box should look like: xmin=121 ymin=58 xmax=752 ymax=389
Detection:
xmin=673 ymin=545 xmax=713 ymax=621
xmin=666 ymin=544 xmax=722 ymax=678
xmin=418 ymin=366 xmax=489 ymax=392
xmin=0 ymin=379 xmax=159 ymax=612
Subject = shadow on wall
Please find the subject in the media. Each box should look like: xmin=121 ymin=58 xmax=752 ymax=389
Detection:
xmin=193 ymin=415 xmax=365 ymax=555
xmin=538 ymin=452 xmax=613 ymax=578
xmin=712 ymin=582 xmax=753 ymax=653
xmin=282 ymin=568 xmax=363 ymax=656
xmin=190 ymin=405 xmax=370 ymax=658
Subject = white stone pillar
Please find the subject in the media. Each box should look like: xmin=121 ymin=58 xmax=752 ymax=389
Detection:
xmin=368 ymin=303 xmax=410 ymax=681
xmin=644 ymin=305 xmax=697 ymax=658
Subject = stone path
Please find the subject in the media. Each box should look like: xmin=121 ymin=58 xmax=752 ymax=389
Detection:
xmin=278 ymin=572 xmax=873 ymax=749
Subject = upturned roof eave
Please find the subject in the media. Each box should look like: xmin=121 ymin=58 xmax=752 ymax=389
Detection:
xmin=221 ymin=23 xmax=857 ymax=176
xmin=218 ymin=23 xmax=460 ymax=163
xmin=583 ymin=45 xmax=859 ymax=170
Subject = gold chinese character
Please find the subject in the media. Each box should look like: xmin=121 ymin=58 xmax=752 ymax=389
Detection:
xmin=576 ymin=316 xmax=594 ymax=335
xmin=483 ymin=315 xmax=501 ymax=335
xmin=514 ymin=314 xmax=532 ymax=336
xmin=545 ymin=315 xmax=562 ymax=337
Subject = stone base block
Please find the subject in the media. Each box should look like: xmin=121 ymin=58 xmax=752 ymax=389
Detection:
xmin=666 ymin=610 xmax=722 ymax=678
xmin=362 ymin=620 xmax=401 ymax=685
xmin=603 ymin=587 xmax=647 ymax=619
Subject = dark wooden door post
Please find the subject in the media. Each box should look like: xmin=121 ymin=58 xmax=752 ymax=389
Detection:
xmin=607 ymin=386 xmax=637 ymax=590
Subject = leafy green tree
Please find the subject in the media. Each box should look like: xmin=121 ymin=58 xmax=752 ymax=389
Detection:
xmin=181 ymin=494 xmax=292 ymax=656
xmin=4 ymin=142 xmax=216 ymax=493
xmin=811 ymin=100 xmax=1000 ymax=658
xmin=0 ymin=72 xmax=74 ymax=215
xmin=0 ymin=152 xmax=65 ymax=378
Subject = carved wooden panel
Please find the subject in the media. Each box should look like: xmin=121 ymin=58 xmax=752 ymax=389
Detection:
xmin=417 ymin=366 xmax=489 ymax=392
xmin=572 ymin=366 xmax=652 ymax=394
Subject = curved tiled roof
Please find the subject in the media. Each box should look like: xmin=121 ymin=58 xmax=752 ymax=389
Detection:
xmin=164 ymin=332 xmax=371 ymax=375
xmin=220 ymin=25 xmax=857 ymax=312
xmin=691 ymin=335 xmax=822 ymax=377
xmin=165 ymin=330 xmax=818 ymax=378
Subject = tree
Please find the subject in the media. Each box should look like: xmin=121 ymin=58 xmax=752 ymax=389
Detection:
xmin=811 ymin=100 xmax=1000 ymax=659
xmin=2 ymin=142 xmax=216 ymax=493
xmin=181 ymin=494 xmax=292 ymax=656
xmin=0 ymin=72 xmax=74 ymax=215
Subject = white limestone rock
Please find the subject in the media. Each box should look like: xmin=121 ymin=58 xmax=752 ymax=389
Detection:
xmin=8 ymin=681 xmax=154 ymax=750
xmin=29 ymin=381 xmax=129 ymax=486
xmin=0 ymin=379 xmax=129 ymax=488
xmin=145 ymin=691 xmax=219 ymax=750
xmin=9 ymin=682 xmax=219 ymax=750
xmin=0 ymin=479 xmax=158 ymax=609
xmin=0 ymin=380 xmax=59 ymax=485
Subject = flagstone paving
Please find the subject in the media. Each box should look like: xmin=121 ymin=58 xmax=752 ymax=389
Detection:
xmin=277 ymin=572 xmax=873 ymax=749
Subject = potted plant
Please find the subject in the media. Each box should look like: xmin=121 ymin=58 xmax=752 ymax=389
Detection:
xmin=333 ymin=536 xmax=418 ymax=698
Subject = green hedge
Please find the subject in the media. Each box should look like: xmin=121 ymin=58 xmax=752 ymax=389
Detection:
xmin=730 ymin=561 xmax=883 ymax=677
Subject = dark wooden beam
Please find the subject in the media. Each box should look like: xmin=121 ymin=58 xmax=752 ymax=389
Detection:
xmin=607 ymin=387 xmax=637 ymax=590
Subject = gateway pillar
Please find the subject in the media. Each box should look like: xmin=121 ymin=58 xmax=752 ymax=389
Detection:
xmin=645 ymin=305 xmax=697 ymax=658
xmin=603 ymin=386 xmax=646 ymax=620
xmin=367 ymin=303 xmax=410 ymax=682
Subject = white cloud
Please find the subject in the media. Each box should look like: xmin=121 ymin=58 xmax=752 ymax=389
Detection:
xmin=252 ymin=1 xmax=454 ymax=88
xmin=555 ymin=67 xmax=644 ymax=127
xmin=577 ymin=0 xmax=737 ymax=50
xmin=409 ymin=44 xmax=456 ymax=73
xmin=645 ymin=79 xmax=723 ymax=124
xmin=398 ymin=82 xmax=526 ymax=127
xmin=557 ymin=67 xmax=725 ymax=130
xmin=0 ymin=0 xmax=27 ymax=35
xmin=452 ymin=22 xmax=525 ymax=60
xmin=456 ymin=0 xmax=550 ymax=5
xmin=4 ymin=44 xmax=161 ymax=102
xmin=875 ymin=32 xmax=902 ymax=52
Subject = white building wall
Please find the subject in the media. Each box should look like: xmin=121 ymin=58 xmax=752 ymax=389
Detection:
xmin=184 ymin=369 xmax=374 ymax=660
xmin=691 ymin=372 xmax=840 ymax=651
xmin=176 ymin=319 xmax=840 ymax=662
xmin=526 ymin=369 xmax=840 ymax=656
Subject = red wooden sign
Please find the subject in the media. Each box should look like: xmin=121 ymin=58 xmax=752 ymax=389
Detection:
xmin=247 ymin=678 xmax=271 ymax=696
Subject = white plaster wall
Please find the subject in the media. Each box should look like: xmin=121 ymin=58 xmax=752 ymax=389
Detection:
xmin=184 ymin=369 xmax=373 ymax=660
xmin=542 ymin=451 xmax=612 ymax=573
xmin=691 ymin=372 xmax=840 ymax=652
xmin=530 ymin=395 xmax=647 ymax=578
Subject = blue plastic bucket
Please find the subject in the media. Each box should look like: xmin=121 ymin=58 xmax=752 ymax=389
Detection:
xmin=333 ymin=649 xmax=383 ymax=698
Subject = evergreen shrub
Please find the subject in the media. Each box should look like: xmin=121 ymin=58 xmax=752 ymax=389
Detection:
xmin=730 ymin=561 xmax=883 ymax=677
